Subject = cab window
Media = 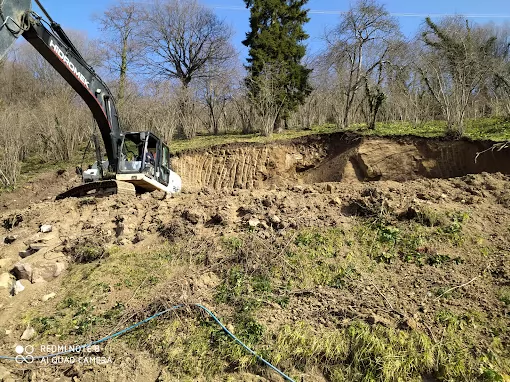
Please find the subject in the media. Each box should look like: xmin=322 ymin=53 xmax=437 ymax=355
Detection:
xmin=162 ymin=145 xmax=169 ymax=168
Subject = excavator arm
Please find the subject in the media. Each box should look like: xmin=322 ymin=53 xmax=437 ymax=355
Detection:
xmin=1 ymin=2 xmax=122 ymax=172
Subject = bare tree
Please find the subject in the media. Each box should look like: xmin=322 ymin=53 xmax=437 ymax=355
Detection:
xmin=140 ymin=0 xmax=235 ymax=88
xmin=97 ymin=1 xmax=143 ymax=104
xmin=248 ymin=63 xmax=287 ymax=136
xmin=420 ymin=17 xmax=498 ymax=135
xmin=139 ymin=0 xmax=235 ymax=139
xmin=197 ymin=64 xmax=240 ymax=135
xmin=324 ymin=0 xmax=399 ymax=128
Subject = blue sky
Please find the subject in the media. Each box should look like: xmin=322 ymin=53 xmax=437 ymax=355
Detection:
xmin=33 ymin=0 xmax=510 ymax=58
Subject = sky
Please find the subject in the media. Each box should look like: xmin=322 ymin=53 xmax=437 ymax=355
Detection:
xmin=32 ymin=0 xmax=510 ymax=59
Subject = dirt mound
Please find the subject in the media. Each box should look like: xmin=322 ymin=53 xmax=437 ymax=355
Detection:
xmin=172 ymin=133 xmax=510 ymax=191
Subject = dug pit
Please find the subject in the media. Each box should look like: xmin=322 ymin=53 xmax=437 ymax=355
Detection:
xmin=172 ymin=132 xmax=510 ymax=191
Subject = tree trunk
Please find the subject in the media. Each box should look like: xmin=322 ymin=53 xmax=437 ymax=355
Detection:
xmin=118 ymin=35 xmax=128 ymax=104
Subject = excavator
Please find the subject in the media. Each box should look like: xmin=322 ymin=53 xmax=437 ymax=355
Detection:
xmin=0 ymin=0 xmax=182 ymax=199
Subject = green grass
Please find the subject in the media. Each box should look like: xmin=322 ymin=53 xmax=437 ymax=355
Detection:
xmin=170 ymin=124 xmax=337 ymax=153
xmin=344 ymin=118 xmax=510 ymax=141
xmin=21 ymin=218 xmax=510 ymax=381
xmin=170 ymin=117 xmax=510 ymax=154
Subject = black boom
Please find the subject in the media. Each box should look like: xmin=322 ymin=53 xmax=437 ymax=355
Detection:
xmin=0 ymin=2 xmax=122 ymax=172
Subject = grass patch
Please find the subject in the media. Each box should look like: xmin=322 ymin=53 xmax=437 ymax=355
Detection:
xmin=26 ymin=244 xmax=184 ymax=341
xmin=499 ymin=287 xmax=510 ymax=306
xmin=170 ymin=124 xmax=337 ymax=153
xmin=20 ymin=222 xmax=509 ymax=381
xmin=171 ymin=117 xmax=510 ymax=155
xmin=344 ymin=117 xmax=510 ymax=141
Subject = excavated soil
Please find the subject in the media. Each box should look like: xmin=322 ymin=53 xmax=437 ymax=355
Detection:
xmin=0 ymin=133 xmax=509 ymax=381
xmin=172 ymin=133 xmax=510 ymax=191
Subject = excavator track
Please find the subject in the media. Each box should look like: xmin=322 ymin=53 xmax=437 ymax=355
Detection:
xmin=55 ymin=180 xmax=136 ymax=200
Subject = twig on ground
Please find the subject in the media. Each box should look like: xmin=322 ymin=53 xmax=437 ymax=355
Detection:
xmin=435 ymin=275 xmax=481 ymax=300
xmin=372 ymin=282 xmax=394 ymax=311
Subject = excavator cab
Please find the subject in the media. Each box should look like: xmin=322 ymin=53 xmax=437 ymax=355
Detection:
xmin=117 ymin=132 xmax=181 ymax=194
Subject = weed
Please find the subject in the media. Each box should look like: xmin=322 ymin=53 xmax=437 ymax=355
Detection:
xmin=233 ymin=313 xmax=265 ymax=345
xmin=251 ymin=275 xmax=272 ymax=293
xmin=95 ymin=282 xmax=111 ymax=293
xmin=377 ymin=225 xmax=400 ymax=245
xmin=427 ymin=254 xmax=451 ymax=266
xmin=329 ymin=264 xmax=360 ymax=288
xmin=222 ymin=236 xmax=244 ymax=251
xmin=480 ymin=369 xmax=504 ymax=381
xmin=103 ymin=302 xmax=125 ymax=321
xmin=215 ymin=267 xmax=271 ymax=312
xmin=498 ymin=287 xmax=510 ymax=306
xmin=375 ymin=251 xmax=397 ymax=264
xmin=69 ymin=243 xmax=107 ymax=263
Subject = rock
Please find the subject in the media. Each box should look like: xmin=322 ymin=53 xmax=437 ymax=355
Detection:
xmin=11 ymin=280 xmax=25 ymax=295
xmin=132 ymin=231 xmax=145 ymax=244
xmin=329 ymin=197 xmax=342 ymax=206
xmin=42 ymin=292 xmax=56 ymax=302
xmin=367 ymin=313 xmax=394 ymax=327
xmin=207 ymin=212 xmax=228 ymax=226
xmin=11 ymin=261 xmax=66 ymax=283
xmin=19 ymin=248 xmax=38 ymax=259
xmin=326 ymin=184 xmax=334 ymax=193
xmin=403 ymin=318 xmax=418 ymax=331
xmin=31 ymin=262 xmax=67 ymax=283
xmin=151 ymin=190 xmax=167 ymax=200
xmin=115 ymin=216 xmax=125 ymax=238
xmin=269 ymin=215 xmax=281 ymax=224
xmin=248 ymin=218 xmax=260 ymax=228
xmin=20 ymin=326 xmax=36 ymax=341
xmin=40 ymin=225 xmax=53 ymax=233
xmin=262 ymin=197 xmax=273 ymax=207
xmin=0 ymin=272 xmax=14 ymax=290
xmin=4 ymin=235 xmax=17 ymax=244
xmin=11 ymin=263 xmax=33 ymax=281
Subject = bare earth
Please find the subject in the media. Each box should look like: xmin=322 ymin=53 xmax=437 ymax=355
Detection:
xmin=0 ymin=134 xmax=509 ymax=381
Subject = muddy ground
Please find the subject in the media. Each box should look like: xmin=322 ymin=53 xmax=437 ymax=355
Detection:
xmin=0 ymin=133 xmax=509 ymax=381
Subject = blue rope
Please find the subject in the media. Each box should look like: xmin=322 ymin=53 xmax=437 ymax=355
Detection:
xmin=0 ymin=304 xmax=295 ymax=382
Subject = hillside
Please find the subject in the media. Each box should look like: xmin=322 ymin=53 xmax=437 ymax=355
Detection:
xmin=0 ymin=133 xmax=509 ymax=381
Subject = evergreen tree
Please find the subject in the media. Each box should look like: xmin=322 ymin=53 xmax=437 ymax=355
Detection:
xmin=243 ymin=0 xmax=311 ymax=132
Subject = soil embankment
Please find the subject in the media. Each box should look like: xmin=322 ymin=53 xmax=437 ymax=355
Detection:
xmin=172 ymin=133 xmax=510 ymax=191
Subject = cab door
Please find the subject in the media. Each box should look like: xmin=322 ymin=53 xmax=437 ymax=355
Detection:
xmin=158 ymin=143 xmax=170 ymax=186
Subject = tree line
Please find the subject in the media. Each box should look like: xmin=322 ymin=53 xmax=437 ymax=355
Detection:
xmin=0 ymin=0 xmax=509 ymax=186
